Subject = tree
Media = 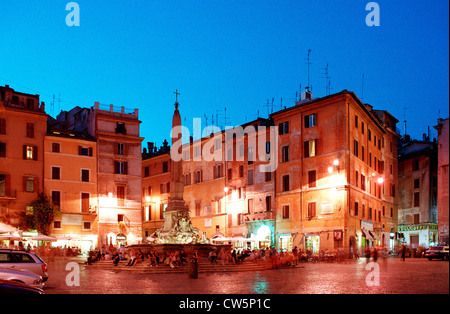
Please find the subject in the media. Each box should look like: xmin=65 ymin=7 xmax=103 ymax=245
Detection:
xmin=18 ymin=193 xmax=59 ymax=235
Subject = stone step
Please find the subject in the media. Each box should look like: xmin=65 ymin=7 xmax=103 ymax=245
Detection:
xmin=85 ymin=259 xmax=272 ymax=274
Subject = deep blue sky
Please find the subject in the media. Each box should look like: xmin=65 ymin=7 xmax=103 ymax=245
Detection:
xmin=1 ymin=0 xmax=448 ymax=148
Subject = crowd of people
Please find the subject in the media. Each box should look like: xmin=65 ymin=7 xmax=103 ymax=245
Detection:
xmin=0 ymin=241 xmax=81 ymax=257
xmin=83 ymin=244 xmax=400 ymax=269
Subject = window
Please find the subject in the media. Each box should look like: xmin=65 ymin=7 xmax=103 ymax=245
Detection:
xmin=81 ymin=169 xmax=90 ymax=182
xmin=307 ymin=202 xmax=316 ymax=218
xmin=361 ymin=146 xmax=365 ymax=162
xmin=117 ymin=186 xmax=125 ymax=207
xmin=51 ymin=191 xmax=61 ymax=208
xmin=81 ymin=193 xmax=90 ymax=213
xmin=0 ymin=118 xmax=5 ymax=134
xmin=0 ymin=142 xmax=5 ymax=158
xmin=115 ymin=161 xmax=128 ymax=175
xmin=117 ymin=143 xmax=124 ymax=155
xmin=414 ymin=178 xmax=420 ymax=189
xmin=23 ymin=145 xmax=37 ymax=160
xmin=52 ymin=143 xmax=60 ymax=153
xmin=247 ymin=198 xmax=254 ymax=214
xmin=361 ymin=122 xmax=365 ymax=134
xmin=355 ymin=202 xmax=359 ymax=216
xmin=79 ymin=146 xmax=93 ymax=156
xmin=265 ymin=196 xmax=271 ymax=211
xmin=265 ymin=171 xmax=272 ymax=182
xmin=414 ymin=192 xmax=420 ymax=207
xmin=355 ymin=171 xmax=359 ymax=188
xmin=283 ymin=175 xmax=290 ymax=192
xmin=361 ymin=174 xmax=366 ymax=191
xmin=304 ymin=139 xmax=317 ymax=158
xmin=0 ymin=174 xmax=10 ymax=197
xmin=145 ymin=205 xmax=152 ymax=221
xmin=83 ymin=222 xmax=91 ymax=230
xmin=194 ymin=170 xmax=202 ymax=184
xmin=355 ymin=115 xmax=359 ymax=128
xmin=52 ymin=167 xmax=61 ymax=180
xmin=26 ymin=123 xmax=34 ymax=138
xmin=117 ymin=214 xmax=124 ymax=222
xmin=53 ymin=221 xmax=62 ymax=229
xmin=390 ymin=183 xmax=396 ymax=197
xmin=115 ymin=122 xmax=126 ymax=135
xmin=239 ymin=165 xmax=244 ymax=177
xmin=369 ymin=207 xmax=373 ymax=220
xmin=195 ymin=202 xmax=201 ymax=216
xmin=144 ymin=166 xmax=149 ymax=177
xmin=248 ymin=170 xmax=254 ymax=185
xmin=354 ymin=140 xmax=359 ymax=157
xmin=305 ymin=114 xmax=316 ymax=128
xmin=279 ymin=121 xmax=289 ymax=135
xmin=282 ymin=205 xmax=290 ymax=219
xmin=25 ymin=177 xmax=35 ymax=193
xmin=282 ymin=146 xmax=289 ymax=163
xmin=413 ymin=159 xmax=420 ymax=171
xmin=308 ymin=170 xmax=316 ymax=188
xmin=162 ymin=161 xmax=169 ymax=173
xmin=414 ymin=214 xmax=420 ymax=225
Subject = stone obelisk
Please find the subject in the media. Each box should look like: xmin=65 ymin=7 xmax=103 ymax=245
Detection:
xmin=161 ymin=94 xmax=189 ymax=231
xmin=154 ymin=91 xmax=205 ymax=244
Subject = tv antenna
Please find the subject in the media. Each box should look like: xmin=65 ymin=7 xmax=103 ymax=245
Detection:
xmin=403 ymin=107 xmax=409 ymax=136
xmin=362 ymin=74 xmax=365 ymax=102
xmin=305 ymin=49 xmax=312 ymax=90
xmin=320 ymin=63 xmax=331 ymax=96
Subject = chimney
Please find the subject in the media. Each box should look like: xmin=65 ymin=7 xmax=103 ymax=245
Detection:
xmin=147 ymin=142 xmax=154 ymax=153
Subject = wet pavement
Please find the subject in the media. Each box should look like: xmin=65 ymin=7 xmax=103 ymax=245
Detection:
xmin=42 ymin=256 xmax=448 ymax=294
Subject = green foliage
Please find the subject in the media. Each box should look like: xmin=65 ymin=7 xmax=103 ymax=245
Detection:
xmin=18 ymin=193 xmax=59 ymax=235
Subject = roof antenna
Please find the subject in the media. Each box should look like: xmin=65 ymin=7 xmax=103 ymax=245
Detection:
xmin=320 ymin=63 xmax=331 ymax=96
xmin=306 ymin=49 xmax=312 ymax=90
xmin=403 ymin=107 xmax=409 ymax=136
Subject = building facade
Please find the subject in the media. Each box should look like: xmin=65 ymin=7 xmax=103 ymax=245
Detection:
xmin=142 ymin=90 xmax=400 ymax=253
xmin=44 ymin=128 xmax=98 ymax=251
xmin=397 ymin=136 xmax=438 ymax=248
xmin=0 ymin=85 xmax=47 ymax=228
xmin=434 ymin=118 xmax=449 ymax=245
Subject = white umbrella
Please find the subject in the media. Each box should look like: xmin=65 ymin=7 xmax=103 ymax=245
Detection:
xmin=146 ymin=237 xmax=156 ymax=242
xmin=0 ymin=235 xmax=23 ymax=241
xmin=31 ymin=235 xmax=57 ymax=241
xmin=0 ymin=223 xmax=17 ymax=233
xmin=211 ymin=236 xmax=231 ymax=242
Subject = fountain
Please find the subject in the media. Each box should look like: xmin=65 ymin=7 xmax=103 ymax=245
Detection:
xmin=128 ymin=93 xmax=229 ymax=258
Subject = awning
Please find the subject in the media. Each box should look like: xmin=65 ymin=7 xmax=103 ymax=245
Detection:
xmin=362 ymin=230 xmax=374 ymax=241
xmin=369 ymin=230 xmax=380 ymax=241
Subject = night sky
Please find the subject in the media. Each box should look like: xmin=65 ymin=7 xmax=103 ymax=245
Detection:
xmin=1 ymin=0 xmax=448 ymax=148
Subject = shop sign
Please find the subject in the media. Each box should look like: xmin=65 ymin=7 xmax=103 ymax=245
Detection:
xmin=116 ymin=233 xmax=127 ymax=241
xmin=398 ymin=224 xmax=429 ymax=232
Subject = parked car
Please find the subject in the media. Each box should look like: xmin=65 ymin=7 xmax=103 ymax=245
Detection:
xmin=0 ymin=249 xmax=48 ymax=281
xmin=0 ymin=267 xmax=44 ymax=289
xmin=0 ymin=279 xmax=44 ymax=294
xmin=424 ymin=246 xmax=449 ymax=261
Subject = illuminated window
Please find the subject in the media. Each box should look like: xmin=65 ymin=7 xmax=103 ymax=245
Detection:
xmin=304 ymin=139 xmax=317 ymax=158
xmin=24 ymin=145 xmax=36 ymax=160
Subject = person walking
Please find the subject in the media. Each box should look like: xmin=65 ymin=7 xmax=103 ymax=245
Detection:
xmin=400 ymin=244 xmax=406 ymax=262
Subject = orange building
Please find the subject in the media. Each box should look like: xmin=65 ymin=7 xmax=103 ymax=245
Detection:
xmin=272 ymin=90 xmax=399 ymax=252
xmin=142 ymin=90 xmax=400 ymax=253
xmin=0 ymin=85 xmax=47 ymax=229
xmin=55 ymin=102 xmax=144 ymax=247
xmin=44 ymin=128 xmax=98 ymax=251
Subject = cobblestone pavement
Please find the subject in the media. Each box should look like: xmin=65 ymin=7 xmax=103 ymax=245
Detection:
xmin=42 ymin=256 xmax=448 ymax=294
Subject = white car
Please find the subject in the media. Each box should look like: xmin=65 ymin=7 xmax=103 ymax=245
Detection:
xmin=0 ymin=267 xmax=44 ymax=289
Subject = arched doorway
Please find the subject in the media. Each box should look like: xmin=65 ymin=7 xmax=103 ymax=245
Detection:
xmin=255 ymin=225 xmax=271 ymax=249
